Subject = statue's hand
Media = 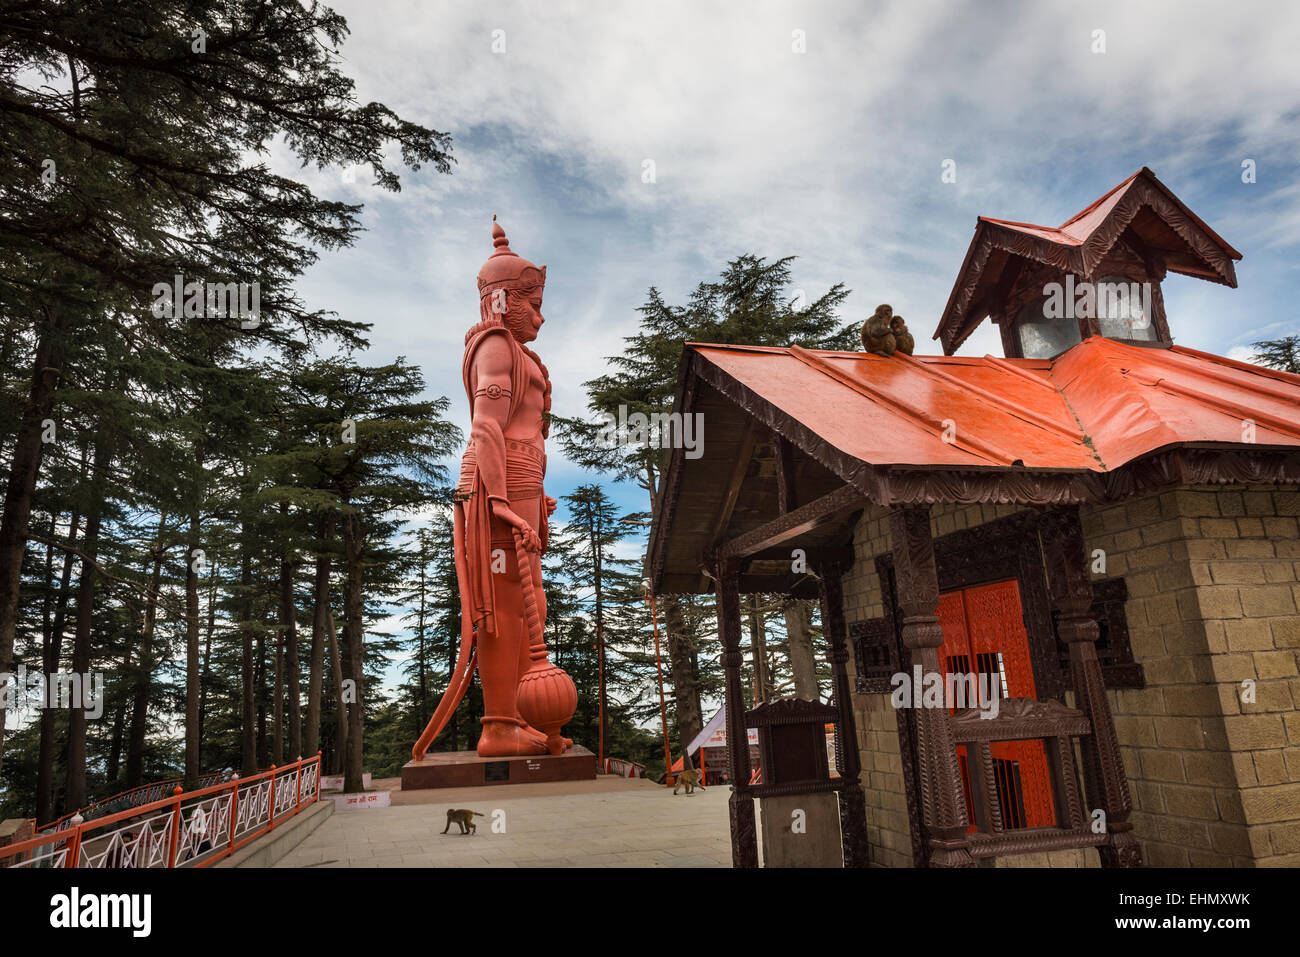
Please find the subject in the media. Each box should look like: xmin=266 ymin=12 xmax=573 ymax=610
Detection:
xmin=544 ymin=495 xmax=557 ymax=517
xmin=492 ymin=500 xmax=542 ymax=553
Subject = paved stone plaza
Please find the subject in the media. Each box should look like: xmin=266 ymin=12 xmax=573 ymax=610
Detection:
xmin=275 ymin=776 xmax=736 ymax=868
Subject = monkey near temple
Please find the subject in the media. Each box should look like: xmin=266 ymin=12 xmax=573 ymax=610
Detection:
xmin=861 ymin=303 xmax=915 ymax=357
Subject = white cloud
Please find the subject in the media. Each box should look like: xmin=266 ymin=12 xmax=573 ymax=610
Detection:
xmin=287 ymin=0 xmax=1300 ymax=384
xmin=269 ymin=0 xmax=1300 ymax=537
xmin=255 ymin=0 xmax=1300 ymax=697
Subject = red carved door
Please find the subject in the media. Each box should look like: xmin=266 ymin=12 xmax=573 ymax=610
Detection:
xmin=937 ymin=579 xmax=1055 ymax=830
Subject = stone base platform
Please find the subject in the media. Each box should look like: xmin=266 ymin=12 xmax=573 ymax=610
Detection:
xmin=401 ymin=745 xmax=596 ymax=791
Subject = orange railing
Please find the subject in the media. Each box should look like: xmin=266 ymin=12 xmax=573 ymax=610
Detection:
xmin=602 ymin=757 xmax=646 ymax=778
xmin=40 ymin=771 xmax=229 ymax=834
xmin=2 ymin=753 xmax=321 ymax=869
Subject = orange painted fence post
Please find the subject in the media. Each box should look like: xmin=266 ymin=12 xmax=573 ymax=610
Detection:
xmin=268 ymin=765 xmax=277 ymax=831
xmin=64 ymin=814 xmax=84 ymax=868
xmin=227 ymin=774 xmax=240 ymax=859
xmin=166 ymin=786 xmax=183 ymax=868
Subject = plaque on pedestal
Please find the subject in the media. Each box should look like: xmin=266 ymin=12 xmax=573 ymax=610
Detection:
xmin=401 ymin=745 xmax=596 ymax=791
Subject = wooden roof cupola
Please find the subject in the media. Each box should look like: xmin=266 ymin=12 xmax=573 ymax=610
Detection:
xmin=934 ymin=168 xmax=1243 ymax=359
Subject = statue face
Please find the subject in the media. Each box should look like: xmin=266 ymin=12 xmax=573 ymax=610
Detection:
xmin=506 ymin=286 xmax=545 ymax=343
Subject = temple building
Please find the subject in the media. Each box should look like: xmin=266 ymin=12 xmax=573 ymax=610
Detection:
xmin=647 ymin=168 xmax=1300 ymax=868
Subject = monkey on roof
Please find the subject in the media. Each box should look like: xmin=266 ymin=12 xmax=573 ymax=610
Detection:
xmin=890 ymin=314 xmax=914 ymax=355
xmin=860 ymin=304 xmax=914 ymax=357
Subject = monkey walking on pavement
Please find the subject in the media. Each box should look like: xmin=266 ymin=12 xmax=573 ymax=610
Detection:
xmin=672 ymin=769 xmax=705 ymax=795
xmin=442 ymin=808 xmax=485 ymax=834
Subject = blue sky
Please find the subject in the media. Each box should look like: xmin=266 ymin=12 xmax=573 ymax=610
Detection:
xmin=279 ymin=0 xmax=1300 ymax=537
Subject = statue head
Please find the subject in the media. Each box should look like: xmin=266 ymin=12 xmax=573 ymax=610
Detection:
xmin=476 ymin=219 xmax=546 ymax=343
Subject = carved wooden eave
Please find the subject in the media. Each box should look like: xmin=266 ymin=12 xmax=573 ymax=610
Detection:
xmin=647 ymin=341 xmax=1300 ymax=596
xmin=1102 ymin=447 xmax=1300 ymax=498
xmin=934 ymin=167 xmax=1244 ymax=354
xmin=744 ymin=697 xmax=840 ymax=728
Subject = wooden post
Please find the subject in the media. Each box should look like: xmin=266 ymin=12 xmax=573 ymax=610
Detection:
xmin=888 ymin=506 xmax=975 ymax=867
xmin=166 ymin=786 xmax=183 ymax=868
xmin=227 ymin=774 xmax=240 ymax=854
xmin=710 ymin=553 xmax=759 ymax=868
xmin=65 ymin=814 xmax=84 ymax=868
xmin=1041 ymin=509 xmax=1142 ymax=867
xmin=817 ymin=559 xmax=870 ymax=867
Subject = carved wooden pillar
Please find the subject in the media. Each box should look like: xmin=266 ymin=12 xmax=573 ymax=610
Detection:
xmin=888 ymin=506 xmax=975 ymax=867
xmin=1041 ymin=509 xmax=1142 ymax=867
xmin=817 ymin=558 xmax=870 ymax=868
xmin=710 ymin=553 xmax=759 ymax=868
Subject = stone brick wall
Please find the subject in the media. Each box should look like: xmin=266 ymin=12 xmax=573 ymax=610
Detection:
xmin=837 ymin=486 xmax=1300 ymax=868
xmin=1082 ymin=485 xmax=1300 ymax=867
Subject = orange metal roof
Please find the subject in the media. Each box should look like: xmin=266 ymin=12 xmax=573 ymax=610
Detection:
xmin=687 ymin=337 xmax=1300 ymax=473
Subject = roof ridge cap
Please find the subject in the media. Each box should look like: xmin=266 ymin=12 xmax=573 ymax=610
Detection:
xmin=1058 ymin=338 xmax=1194 ymax=455
xmin=1048 ymin=339 xmax=1113 ymax=470
xmin=1059 ymin=169 xmax=1145 ymax=228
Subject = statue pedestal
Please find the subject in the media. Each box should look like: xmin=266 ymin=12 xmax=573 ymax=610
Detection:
xmin=401 ymin=745 xmax=597 ymax=791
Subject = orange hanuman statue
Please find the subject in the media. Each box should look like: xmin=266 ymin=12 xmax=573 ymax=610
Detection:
xmin=413 ymin=221 xmax=577 ymax=760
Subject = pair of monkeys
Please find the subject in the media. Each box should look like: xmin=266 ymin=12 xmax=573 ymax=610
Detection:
xmin=860 ymin=304 xmax=914 ymax=357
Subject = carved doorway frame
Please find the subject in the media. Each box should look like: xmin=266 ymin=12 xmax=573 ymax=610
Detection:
xmin=876 ymin=507 xmax=1068 ymax=867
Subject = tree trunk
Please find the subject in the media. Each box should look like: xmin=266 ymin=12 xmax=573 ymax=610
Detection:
xmin=272 ymin=624 xmax=284 ymax=766
xmin=783 ymin=598 xmax=819 ymax=701
xmin=63 ymin=435 xmax=111 ymax=812
xmin=304 ymin=513 xmax=334 ymax=759
xmin=416 ymin=553 xmax=427 ymax=728
xmin=126 ymin=515 xmax=168 ymax=789
xmin=106 ymin=700 xmax=124 ymax=786
xmin=662 ymin=594 xmax=703 ymax=753
xmin=748 ymin=594 xmax=771 ymax=704
xmin=184 ymin=509 xmax=201 ymax=787
xmin=199 ymin=559 xmax=218 ymax=771
xmin=342 ymin=512 xmax=365 ymax=793
xmin=255 ymin=622 xmax=268 ymax=769
xmin=327 ymin=606 xmax=348 ymax=776
xmin=0 ymin=314 xmax=64 ymax=771
xmin=592 ymin=527 xmax=606 ymax=766
xmin=36 ymin=505 xmax=82 ymax=825
xmin=239 ymin=534 xmax=256 ymax=775
xmin=279 ymin=553 xmax=301 ymax=760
